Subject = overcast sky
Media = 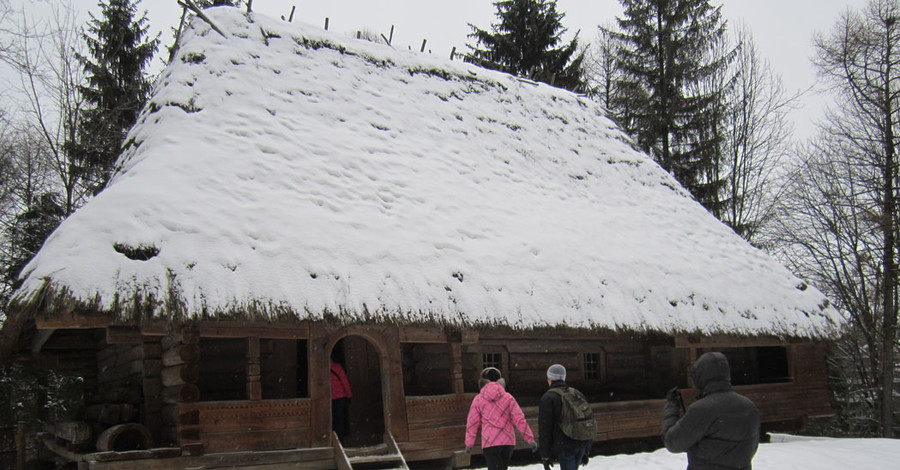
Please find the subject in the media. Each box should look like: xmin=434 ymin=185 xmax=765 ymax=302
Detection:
xmin=26 ymin=0 xmax=872 ymax=140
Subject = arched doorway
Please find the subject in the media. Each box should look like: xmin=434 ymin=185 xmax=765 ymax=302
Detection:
xmin=331 ymin=335 xmax=385 ymax=447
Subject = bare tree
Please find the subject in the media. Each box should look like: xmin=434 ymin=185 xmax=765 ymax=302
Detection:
xmin=3 ymin=1 xmax=90 ymax=216
xmin=777 ymin=132 xmax=885 ymax=435
xmin=719 ymin=24 xmax=798 ymax=245
xmin=0 ymin=2 xmax=15 ymax=64
xmin=587 ymin=23 xmax=624 ymax=109
xmin=776 ymin=0 xmax=900 ymax=437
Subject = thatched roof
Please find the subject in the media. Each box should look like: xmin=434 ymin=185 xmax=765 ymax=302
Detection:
xmin=6 ymin=8 xmax=838 ymax=340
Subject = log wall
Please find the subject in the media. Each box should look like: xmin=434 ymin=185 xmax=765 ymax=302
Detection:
xmin=142 ymin=336 xmax=164 ymax=446
xmin=159 ymin=325 xmax=202 ymax=455
xmin=402 ymin=343 xmax=454 ymax=396
xmin=458 ymin=336 xmax=683 ymax=405
xmin=402 ymin=395 xmax=471 ymax=461
xmin=91 ymin=341 xmax=144 ymax=426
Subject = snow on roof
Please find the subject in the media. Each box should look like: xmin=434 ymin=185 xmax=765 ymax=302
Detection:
xmin=10 ymin=7 xmax=838 ymax=337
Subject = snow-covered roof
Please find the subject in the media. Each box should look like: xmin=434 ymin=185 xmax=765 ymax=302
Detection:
xmin=10 ymin=7 xmax=838 ymax=337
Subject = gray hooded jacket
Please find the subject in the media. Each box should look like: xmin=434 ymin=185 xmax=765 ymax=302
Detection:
xmin=661 ymin=352 xmax=760 ymax=470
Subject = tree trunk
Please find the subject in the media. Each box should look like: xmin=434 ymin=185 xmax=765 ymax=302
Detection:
xmin=879 ymin=30 xmax=897 ymax=437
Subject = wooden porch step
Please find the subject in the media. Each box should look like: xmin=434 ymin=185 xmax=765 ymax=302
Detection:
xmin=333 ymin=431 xmax=410 ymax=470
xmin=345 ymin=443 xmax=389 ymax=458
xmin=348 ymin=453 xmax=404 ymax=465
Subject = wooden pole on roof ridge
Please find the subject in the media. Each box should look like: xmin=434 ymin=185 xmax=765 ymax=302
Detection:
xmin=379 ymin=26 xmax=394 ymax=47
xmin=280 ymin=6 xmax=295 ymax=22
xmin=178 ymin=0 xmax=227 ymax=38
xmin=420 ymin=38 xmax=427 ymax=53
xmin=168 ymin=5 xmax=189 ymax=63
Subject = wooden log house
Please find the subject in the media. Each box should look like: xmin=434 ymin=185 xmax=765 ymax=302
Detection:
xmin=0 ymin=7 xmax=839 ymax=470
xmin=7 ymin=316 xmax=833 ymax=469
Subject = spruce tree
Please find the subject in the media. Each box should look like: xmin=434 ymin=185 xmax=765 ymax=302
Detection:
xmin=72 ymin=0 xmax=158 ymax=194
xmin=610 ymin=0 xmax=732 ymax=213
xmin=466 ymin=0 xmax=587 ymax=93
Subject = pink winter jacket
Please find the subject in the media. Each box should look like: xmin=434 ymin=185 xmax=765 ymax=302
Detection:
xmin=330 ymin=360 xmax=352 ymax=400
xmin=465 ymin=381 xmax=535 ymax=449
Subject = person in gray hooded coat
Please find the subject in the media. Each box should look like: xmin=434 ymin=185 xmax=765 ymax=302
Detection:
xmin=661 ymin=352 xmax=760 ymax=470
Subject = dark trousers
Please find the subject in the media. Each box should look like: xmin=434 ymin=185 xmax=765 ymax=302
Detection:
xmin=332 ymin=397 xmax=350 ymax=440
xmin=557 ymin=443 xmax=586 ymax=470
xmin=483 ymin=445 xmax=514 ymax=470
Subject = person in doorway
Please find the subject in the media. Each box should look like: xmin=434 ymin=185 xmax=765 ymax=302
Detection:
xmin=661 ymin=351 xmax=760 ymax=470
xmin=464 ymin=367 xmax=538 ymax=470
xmin=539 ymin=364 xmax=592 ymax=470
xmin=331 ymin=356 xmax=352 ymax=441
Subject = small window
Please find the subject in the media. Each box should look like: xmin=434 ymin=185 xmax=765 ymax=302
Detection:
xmin=482 ymin=353 xmax=502 ymax=370
xmin=584 ymin=353 xmax=600 ymax=380
xmin=462 ymin=347 xmax=507 ymax=393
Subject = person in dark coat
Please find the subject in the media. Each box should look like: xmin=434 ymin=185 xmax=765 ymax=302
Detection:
xmin=539 ymin=364 xmax=592 ymax=470
xmin=661 ymin=352 xmax=760 ymax=470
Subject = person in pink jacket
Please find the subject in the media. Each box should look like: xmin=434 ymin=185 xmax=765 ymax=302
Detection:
xmin=331 ymin=357 xmax=352 ymax=440
xmin=465 ymin=367 xmax=538 ymax=470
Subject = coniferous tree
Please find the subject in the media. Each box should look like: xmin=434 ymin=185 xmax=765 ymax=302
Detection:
xmin=610 ymin=0 xmax=732 ymax=213
xmin=466 ymin=0 xmax=587 ymax=93
xmin=71 ymin=0 xmax=158 ymax=194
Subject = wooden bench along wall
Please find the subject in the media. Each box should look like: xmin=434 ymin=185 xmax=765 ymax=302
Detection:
xmin=180 ymin=400 xmax=313 ymax=454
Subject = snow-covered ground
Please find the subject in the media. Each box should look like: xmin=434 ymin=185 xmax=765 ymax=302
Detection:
xmin=510 ymin=434 xmax=899 ymax=470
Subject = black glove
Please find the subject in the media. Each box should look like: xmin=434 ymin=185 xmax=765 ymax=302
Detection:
xmin=542 ymin=459 xmax=553 ymax=470
xmin=668 ymin=386 xmax=685 ymax=409
xmin=666 ymin=386 xmax=680 ymax=401
xmin=581 ymin=454 xmax=589 ymax=466
xmin=530 ymin=441 xmax=539 ymax=453
xmin=464 ymin=446 xmax=472 ymax=454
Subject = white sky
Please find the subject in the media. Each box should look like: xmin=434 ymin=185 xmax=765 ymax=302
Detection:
xmin=19 ymin=0 xmax=869 ymax=140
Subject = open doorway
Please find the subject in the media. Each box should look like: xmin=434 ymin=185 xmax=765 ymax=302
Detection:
xmin=331 ymin=336 xmax=385 ymax=447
